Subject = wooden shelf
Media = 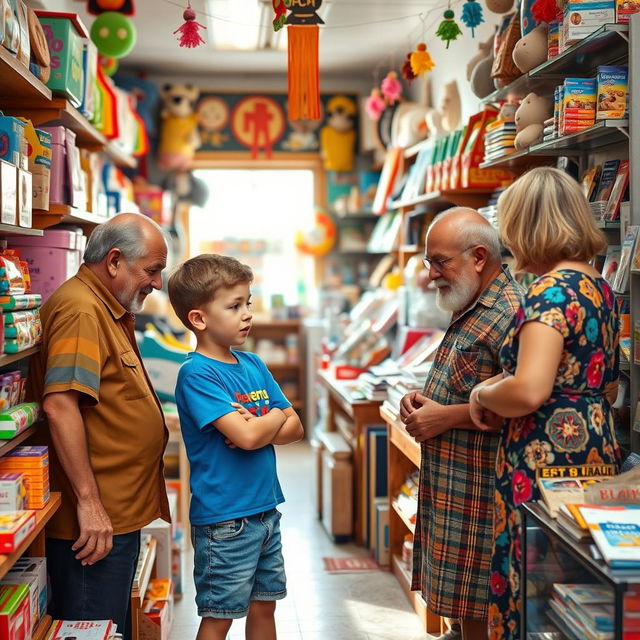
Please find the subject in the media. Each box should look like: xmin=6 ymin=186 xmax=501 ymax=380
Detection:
xmin=33 ymin=205 xmax=107 ymax=230
xmin=0 ymin=493 xmax=61 ymax=581
xmin=0 ymin=47 xmax=52 ymax=103
xmin=0 ymin=424 xmax=40 ymax=458
xmin=392 ymin=188 xmax=495 ymax=210
xmin=381 ymin=405 xmax=421 ymax=468
xmin=33 ymin=614 xmax=53 ymax=640
xmin=0 ymin=224 xmax=44 ymax=237
xmin=131 ymin=537 xmax=157 ymax=602
xmin=105 ymin=142 xmax=138 ymax=169
xmin=480 ymin=149 xmax=552 ymax=170
xmin=0 ymin=346 xmax=41 ymax=368
xmin=391 ymin=499 xmax=416 ymax=535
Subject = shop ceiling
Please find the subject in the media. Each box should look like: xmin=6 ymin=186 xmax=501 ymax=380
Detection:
xmin=53 ymin=0 xmax=436 ymax=76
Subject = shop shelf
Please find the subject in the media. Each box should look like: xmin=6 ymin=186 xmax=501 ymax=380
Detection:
xmin=33 ymin=615 xmax=53 ymax=640
xmin=392 ymin=188 xmax=494 ymax=210
xmin=33 ymin=205 xmax=107 ymax=229
xmin=0 ymin=424 xmax=39 ymax=459
xmin=391 ymin=499 xmax=416 ymax=535
xmin=0 ymin=493 xmax=61 ymax=581
xmin=0 ymin=224 xmax=43 ymax=237
xmin=530 ymin=119 xmax=628 ymax=154
xmin=131 ymin=537 xmax=157 ymax=603
xmin=0 ymin=47 xmax=52 ymax=102
xmin=404 ymin=139 xmax=431 ymax=159
xmin=482 ymin=71 xmax=561 ymax=105
xmin=598 ymin=221 xmax=621 ymax=230
xmin=0 ymin=346 xmax=41 ymax=368
xmin=530 ymin=23 xmax=629 ymax=79
xmin=480 ymin=148 xmax=551 ymax=170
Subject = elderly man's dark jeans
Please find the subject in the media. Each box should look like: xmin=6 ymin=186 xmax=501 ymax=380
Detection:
xmin=46 ymin=531 xmax=140 ymax=640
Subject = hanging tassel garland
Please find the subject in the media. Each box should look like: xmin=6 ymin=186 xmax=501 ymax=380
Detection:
xmin=174 ymin=1 xmax=206 ymax=48
xmin=531 ymin=0 xmax=559 ymax=24
xmin=410 ymin=43 xmax=435 ymax=75
xmin=461 ymin=0 xmax=484 ymax=37
xmin=365 ymin=89 xmax=386 ymax=121
xmin=381 ymin=71 xmax=402 ymax=104
xmin=401 ymin=53 xmax=417 ymax=83
xmin=436 ymin=9 xmax=463 ymax=48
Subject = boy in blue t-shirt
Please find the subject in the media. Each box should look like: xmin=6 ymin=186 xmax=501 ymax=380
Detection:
xmin=167 ymin=254 xmax=303 ymax=640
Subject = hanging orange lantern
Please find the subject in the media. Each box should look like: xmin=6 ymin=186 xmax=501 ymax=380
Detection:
xmin=286 ymin=0 xmax=323 ymax=122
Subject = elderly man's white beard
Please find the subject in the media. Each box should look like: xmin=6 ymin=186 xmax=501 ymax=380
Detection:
xmin=434 ymin=274 xmax=478 ymax=312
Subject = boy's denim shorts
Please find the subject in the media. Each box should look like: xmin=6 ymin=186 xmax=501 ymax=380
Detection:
xmin=191 ymin=508 xmax=287 ymax=618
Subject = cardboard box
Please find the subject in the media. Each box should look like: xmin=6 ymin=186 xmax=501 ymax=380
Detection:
xmin=16 ymin=169 xmax=31 ymax=228
xmin=139 ymin=599 xmax=170 ymax=640
xmin=0 ymin=583 xmax=30 ymax=640
xmin=374 ymin=499 xmax=390 ymax=567
xmin=0 ymin=473 xmax=24 ymax=512
xmin=0 ymin=117 xmax=24 ymax=167
xmin=0 ymin=511 xmax=35 ymax=553
xmin=18 ymin=121 xmax=51 ymax=211
xmin=35 ymin=11 xmax=88 ymax=107
xmin=9 ymin=558 xmax=46 ymax=626
xmin=0 ymin=572 xmax=38 ymax=630
xmin=562 ymin=1 xmax=615 ymax=48
xmin=0 ymin=161 xmax=16 ymax=226
xmin=596 ymin=65 xmax=628 ymax=119
xmin=616 ymin=0 xmax=640 ymax=22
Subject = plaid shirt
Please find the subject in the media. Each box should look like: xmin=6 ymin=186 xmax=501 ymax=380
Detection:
xmin=410 ymin=267 xmax=523 ymax=620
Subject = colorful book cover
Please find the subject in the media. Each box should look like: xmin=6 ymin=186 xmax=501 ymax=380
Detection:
xmin=592 ymin=159 xmax=620 ymax=203
xmin=612 ymin=225 xmax=639 ymax=293
xmin=601 ymin=244 xmax=621 ymax=288
xmin=604 ymin=160 xmax=629 ymax=221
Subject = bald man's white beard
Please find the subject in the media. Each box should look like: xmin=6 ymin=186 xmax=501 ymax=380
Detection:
xmin=434 ymin=274 xmax=478 ymax=312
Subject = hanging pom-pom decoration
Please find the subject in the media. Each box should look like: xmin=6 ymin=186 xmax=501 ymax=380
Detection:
xmin=401 ymin=53 xmax=417 ymax=83
xmin=461 ymin=0 xmax=484 ymax=37
xmin=531 ymin=0 xmax=559 ymax=24
xmin=410 ymin=43 xmax=435 ymax=76
xmin=173 ymin=1 xmax=206 ymax=48
xmin=436 ymin=9 xmax=463 ymax=49
xmin=365 ymin=89 xmax=386 ymax=121
xmin=381 ymin=71 xmax=402 ymax=104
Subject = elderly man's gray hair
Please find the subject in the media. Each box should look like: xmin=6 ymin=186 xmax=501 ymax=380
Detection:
xmin=83 ymin=212 xmax=163 ymax=264
xmin=429 ymin=207 xmax=502 ymax=263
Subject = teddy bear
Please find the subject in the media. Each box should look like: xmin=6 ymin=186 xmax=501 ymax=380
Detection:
xmin=426 ymin=80 xmax=462 ymax=135
xmin=513 ymin=24 xmax=548 ymax=74
xmin=157 ymin=83 xmax=201 ymax=172
xmin=514 ymin=92 xmax=552 ymax=149
xmin=320 ymin=95 xmax=357 ymax=172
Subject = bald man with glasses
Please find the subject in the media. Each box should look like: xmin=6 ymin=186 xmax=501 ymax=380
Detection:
xmin=400 ymin=208 xmax=522 ymax=640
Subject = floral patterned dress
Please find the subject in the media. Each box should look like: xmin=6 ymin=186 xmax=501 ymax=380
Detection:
xmin=488 ymin=270 xmax=621 ymax=640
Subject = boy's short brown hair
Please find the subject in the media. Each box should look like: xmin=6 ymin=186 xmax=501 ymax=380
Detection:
xmin=168 ymin=254 xmax=253 ymax=330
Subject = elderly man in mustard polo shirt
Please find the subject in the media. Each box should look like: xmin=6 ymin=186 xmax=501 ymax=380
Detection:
xmin=28 ymin=213 xmax=170 ymax=640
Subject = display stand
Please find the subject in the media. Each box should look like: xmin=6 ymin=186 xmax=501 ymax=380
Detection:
xmin=317 ymin=369 xmax=383 ymax=545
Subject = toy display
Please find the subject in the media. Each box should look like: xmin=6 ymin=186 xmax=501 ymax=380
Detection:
xmin=513 ymin=24 xmax=548 ymax=73
xmin=514 ymin=92 xmax=552 ymax=149
xmin=320 ymin=95 xmax=357 ymax=172
xmin=157 ymin=83 xmax=200 ymax=172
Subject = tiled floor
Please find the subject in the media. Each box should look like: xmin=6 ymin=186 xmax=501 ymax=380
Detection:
xmin=170 ymin=440 xmax=434 ymax=640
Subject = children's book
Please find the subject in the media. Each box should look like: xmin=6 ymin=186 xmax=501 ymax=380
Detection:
xmin=612 ymin=225 xmax=639 ymax=293
xmin=553 ymin=583 xmax=614 ymax=631
xmin=592 ymin=159 xmax=620 ymax=203
xmin=46 ymin=620 xmax=116 ymax=640
xmin=582 ymin=165 xmax=602 ymax=201
xmin=577 ymin=505 xmax=640 ymax=568
xmin=604 ymin=160 xmax=629 ymax=221
xmin=600 ymin=244 xmax=621 ymax=287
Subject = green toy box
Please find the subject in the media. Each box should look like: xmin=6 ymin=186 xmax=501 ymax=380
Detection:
xmin=35 ymin=11 xmax=88 ymax=108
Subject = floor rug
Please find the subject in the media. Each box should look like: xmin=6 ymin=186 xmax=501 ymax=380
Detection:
xmin=322 ymin=556 xmax=381 ymax=573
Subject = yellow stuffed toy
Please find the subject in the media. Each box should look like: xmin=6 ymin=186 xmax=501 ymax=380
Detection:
xmin=320 ymin=95 xmax=357 ymax=172
xmin=158 ymin=83 xmax=201 ymax=172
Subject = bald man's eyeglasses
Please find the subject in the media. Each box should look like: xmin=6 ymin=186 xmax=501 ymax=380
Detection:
xmin=422 ymin=246 xmax=475 ymax=271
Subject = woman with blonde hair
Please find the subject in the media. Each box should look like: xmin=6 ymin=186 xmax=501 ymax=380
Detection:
xmin=468 ymin=167 xmax=620 ymax=640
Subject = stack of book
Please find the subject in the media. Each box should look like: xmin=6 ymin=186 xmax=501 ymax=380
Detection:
xmin=383 ymin=375 xmax=424 ymax=421
xmin=483 ymin=119 xmax=517 ymax=162
xmin=357 ymin=372 xmax=390 ymax=402
xmin=394 ymin=469 xmax=419 ymax=524
xmin=548 ymin=583 xmax=614 ymax=640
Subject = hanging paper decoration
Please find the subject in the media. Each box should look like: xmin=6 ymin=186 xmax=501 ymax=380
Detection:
xmin=286 ymin=0 xmax=323 ymax=121
xmin=88 ymin=0 xmax=135 ymax=16
xmin=90 ymin=12 xmax=137 ymax=58
xmin=272 ymin=0 xmax=289 ymax=31
xmin=436 ymin=8 xmax=463 ymax=49
xmin=410 ymin=43 xmax=435 ymax=76
xmin=531 ymin=0 xmax=559 ymax=24
xmin=461 ymin=0 xmax=484 ymax=37
xmin=174 ymin=1 xmax=206 ymax=48
xmin=365 ymin=89 xmax=386 ymax=121
xmin=381 ymin=71 xmax=402 ymax=104
xmin=401 ymin=53 xmax=416 ymax=83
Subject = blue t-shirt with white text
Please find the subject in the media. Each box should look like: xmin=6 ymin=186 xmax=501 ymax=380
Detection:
xmin=175 ymin=350 xmax=290 ymax=525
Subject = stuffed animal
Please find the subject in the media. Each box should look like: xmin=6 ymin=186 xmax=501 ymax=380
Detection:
xmin=514 ymin=92 xmax=552 ymax=149
xmin=426 ymin=80 xmax=461 ymax=134
xmin=486 ymin=0 xmax=516 ymax=12
xmin=513 ymin=24 xmax=548 ymax=73
xmin=157 ymin=83 xmax=200 ymax=172
xmin=467 ymin=32 xmax=495 ymax=81
xmin=470 ymin=47 xmax=495 ymax=98
xmin=499 ymin=101 xmax=518 ymax=121
xmin=320 ymin=95 xmax=357 ymax=172
xmin=391 ymin=102 xmax=428 ymax=148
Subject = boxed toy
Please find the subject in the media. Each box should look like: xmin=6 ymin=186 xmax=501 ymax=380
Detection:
xmin=460 ymin=108 xmax=513 ymax=188
xmin=8 ymin=558 xmax=46 ymax=627
xmin=0 ymin=584 xmax=30 ymax=640
xmin=0 ymin=511 xmax=35 ymax=552
xmin=596 ymin=65 xmax=628 ymax=119
xmin=35 ymin=11 xmax=88 ymax=108
xmin=0 ymin=474 xmax=25 ymax=511
xmin=562 ymin=0 xmax=616 ymax=49
xmin=0 ymin=160 xmax=16 ymax=226
xmin=0 ymin=116 xmax=25 ymax=167
xmin=18 ymin=120 xmax=51 ymax=211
